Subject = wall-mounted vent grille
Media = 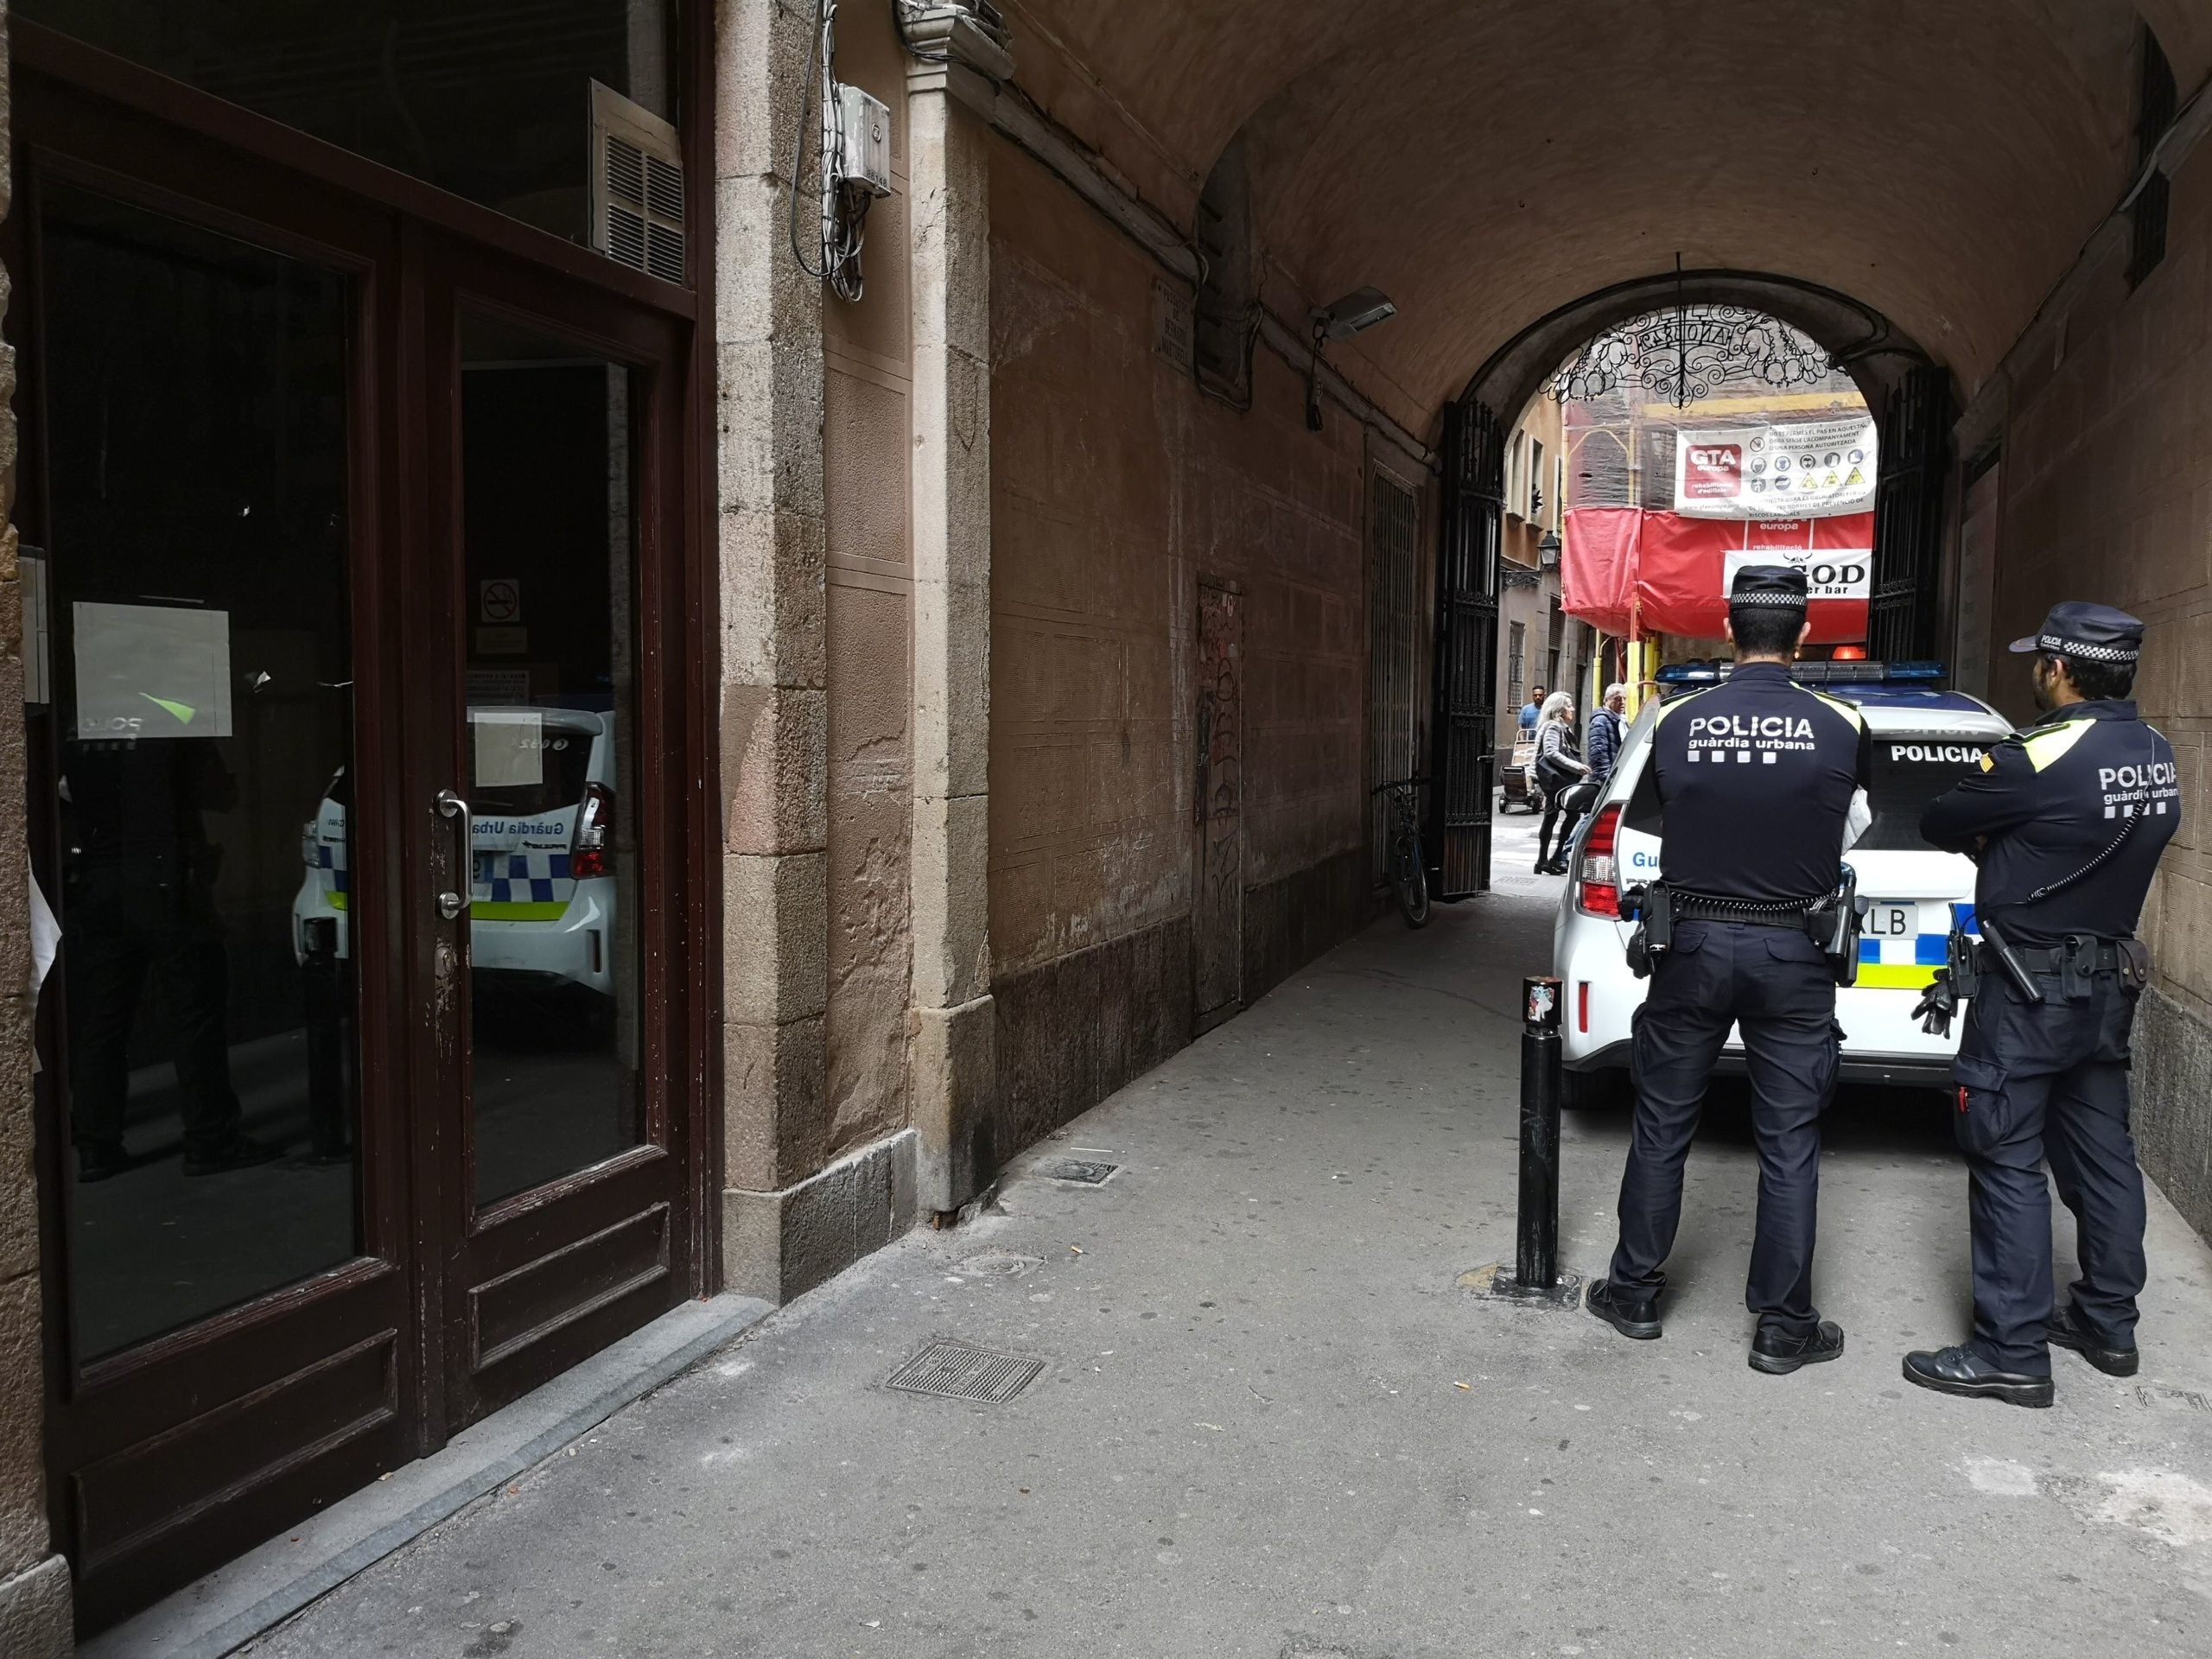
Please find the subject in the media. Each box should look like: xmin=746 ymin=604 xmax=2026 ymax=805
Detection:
xmin=591 ymin=81 xmax=685 ymax=287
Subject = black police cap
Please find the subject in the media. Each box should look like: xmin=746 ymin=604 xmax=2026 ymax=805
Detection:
xmin=1728 ymin=564 xmax=1809 ymax=611
xmin=2006 ymin=601 xmax=2144 ymax=665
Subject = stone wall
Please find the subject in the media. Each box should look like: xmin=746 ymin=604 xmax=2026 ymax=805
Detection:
xmin=1990 ymin=133 xmax=2212 ymax=1240
xmin=817 ymin=6 xmax=918 ymax=1175
xmin=985 ymin=122 xmax=1410 ymax=1157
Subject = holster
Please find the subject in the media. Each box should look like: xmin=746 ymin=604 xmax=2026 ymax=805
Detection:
xmin=1804 ymin=863 xmax=1862 ymax=988
xmin=2060 ymin=933 xmax=2098 ymax=1003
xmin=1945 ymin=925 xmax=1982 ymax=1000
xmin=1624 ymin=881 xmax=1673 ymax=981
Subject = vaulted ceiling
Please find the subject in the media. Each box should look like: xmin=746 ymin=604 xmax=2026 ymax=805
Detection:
xmin=1001 ymin=0 xmax=2212 ymax=419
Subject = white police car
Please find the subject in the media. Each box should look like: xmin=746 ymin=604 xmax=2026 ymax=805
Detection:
xmin=293 ymin=705 xmax=620 ymax=1001
xmin=1552 ymin=664 xmax=2015 ymax=1107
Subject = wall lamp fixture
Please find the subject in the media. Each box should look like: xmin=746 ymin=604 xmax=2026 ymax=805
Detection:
xmin=1306 ymin=288 xmax=1396 ymax=431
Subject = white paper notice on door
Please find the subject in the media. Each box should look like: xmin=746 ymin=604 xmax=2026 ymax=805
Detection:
xmin=472 ymin=708 xmax=545 ymax=789
xmin=72 ymin=601 xmax=233 ymax=740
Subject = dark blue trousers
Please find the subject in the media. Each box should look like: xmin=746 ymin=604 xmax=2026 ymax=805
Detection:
xmin=1608 ymin=919 xmax=1841 ymax=1337
xmin=1952 ymin=969 xmax=2147 ymax=1376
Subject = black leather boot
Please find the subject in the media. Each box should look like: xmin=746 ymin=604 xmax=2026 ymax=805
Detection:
xmin=1586 ymin=1279 xmax=1662 ymax=1340
xmin=1902 ymin=1344 xmax=2054 ymax=1408
xmin=1750 ymin=1319 xmax=1845 ymax=1375
xmin=2047 ymin=1306 xmax=2140 ymax=1377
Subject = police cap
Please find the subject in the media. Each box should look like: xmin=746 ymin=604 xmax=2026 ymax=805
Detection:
xmin=2006 ymin=601 xmax=2145 ymax=665
xmin=1728 ymin=564 xmax=1809 ymax=613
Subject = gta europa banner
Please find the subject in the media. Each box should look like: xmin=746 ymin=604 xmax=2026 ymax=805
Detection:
xmin=1672 ymin=416 xmax=1878 ymax=519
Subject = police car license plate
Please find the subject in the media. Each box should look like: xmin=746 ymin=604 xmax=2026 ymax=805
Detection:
xmin=1865 ymin=900 xmax=1918 ymax=938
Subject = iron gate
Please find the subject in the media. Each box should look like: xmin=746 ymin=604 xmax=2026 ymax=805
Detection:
xmin=1868 ymin=365 xmax=1950 ymax=663
xmin=1428 ymin=397 xmax=1504 ymax=898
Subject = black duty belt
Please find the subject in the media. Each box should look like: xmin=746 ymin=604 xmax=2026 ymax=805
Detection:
xmin=1675 ymin=899 xmax=1815 ymax=930
xmin=1978 ymin=939 xmax=2125 ymax=976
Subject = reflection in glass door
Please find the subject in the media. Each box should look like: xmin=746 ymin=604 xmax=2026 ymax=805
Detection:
xmin=455 ymin=315 xmax=643 ymax=1205
xmin=35 ymin=184 xmax=362 ymax=1359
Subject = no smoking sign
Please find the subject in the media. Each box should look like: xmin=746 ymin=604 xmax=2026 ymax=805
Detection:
xmin=479 ymin=579 xmax=522 ymax=624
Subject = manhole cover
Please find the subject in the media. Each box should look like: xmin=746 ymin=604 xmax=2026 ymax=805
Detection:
xmin=957 ymin=1250 xmax=1042 ymax=1277
xmin=1043 ymin=1159 xmax=1121 ymax=1185
xmin=886 ymin=1340 xmax=1045 ymax=1403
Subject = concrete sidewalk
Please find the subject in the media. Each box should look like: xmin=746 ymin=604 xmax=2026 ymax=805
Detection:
xmin=244 ymin=872 xmax=2212 ymax=1658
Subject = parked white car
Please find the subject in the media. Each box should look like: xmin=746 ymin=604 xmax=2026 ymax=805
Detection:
xmin=1552 ymin=665 xmax=2014 ymax=1108
xmin=294 ymin=706 xmax=620 ymax=1001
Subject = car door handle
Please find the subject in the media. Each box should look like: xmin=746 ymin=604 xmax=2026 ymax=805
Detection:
xmin=435 ymin=789 xmax=471 ymax=918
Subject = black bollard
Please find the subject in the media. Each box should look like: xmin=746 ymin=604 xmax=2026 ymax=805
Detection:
xmin=1516 ymin=975 xmax=1563 ymax=1292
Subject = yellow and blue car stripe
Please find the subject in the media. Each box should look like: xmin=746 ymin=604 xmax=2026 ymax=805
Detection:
xmin=1856 ymin=902 xmax=1975 ymax=990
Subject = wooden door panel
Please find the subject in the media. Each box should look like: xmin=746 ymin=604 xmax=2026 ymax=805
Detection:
xmin=67 ymin=1332 xmax=395 ymax=1587
xmin=470 ymin=1203 xmax=670 ymax=1369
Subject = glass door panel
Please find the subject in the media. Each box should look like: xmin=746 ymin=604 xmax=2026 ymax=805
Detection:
xmin=456 ymin=315 xmax=644 ymax=1205
xmin=36 ymin=183 xmax=363 ymax=1359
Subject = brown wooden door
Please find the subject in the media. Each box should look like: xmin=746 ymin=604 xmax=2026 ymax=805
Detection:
xmin=16 ymin=47 xmax=709 ymax=1632
xmin=16 ymin=74 xmax=421 ymax=1624
xmin=413 ymin=238 xmax=698 ymax=1429
xmin=1192 ymin=581 xmax=1244 ymax=1031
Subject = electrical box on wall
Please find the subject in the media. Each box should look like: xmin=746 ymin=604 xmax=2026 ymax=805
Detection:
xmin=835 ymin=85 xmax=894 ymax=197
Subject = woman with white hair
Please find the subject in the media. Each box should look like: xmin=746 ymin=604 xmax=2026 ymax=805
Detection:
xmin=1533 ymin=690 xmax=1588 ymax=874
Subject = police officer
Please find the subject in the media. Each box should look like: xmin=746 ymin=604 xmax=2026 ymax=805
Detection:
xmin=1589 ymin=565 xmax=1872 ymax=1375
xmin=1904 ymin=602 xmax=2180 ymax=1408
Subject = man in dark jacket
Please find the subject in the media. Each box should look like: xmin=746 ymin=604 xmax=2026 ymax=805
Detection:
xmin=1586 ymin=682 xmax=1628 ymax=784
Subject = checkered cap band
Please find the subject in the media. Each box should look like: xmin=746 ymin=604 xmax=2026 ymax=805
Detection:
xmin=2040 ymin=632 xmax=2138 ymax=663
xmin=1730 ymin=590 xmax=1808 ymax=609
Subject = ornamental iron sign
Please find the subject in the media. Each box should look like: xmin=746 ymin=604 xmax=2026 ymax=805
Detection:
xmin=1552 ymin=306 xmax=1835 ymax=405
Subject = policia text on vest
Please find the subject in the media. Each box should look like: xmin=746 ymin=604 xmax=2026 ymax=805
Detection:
xmin=1902 ymin=601 xmax=2181 ymax=1408
xmin=1587 ymin=565 xmax=1871 ymax=1377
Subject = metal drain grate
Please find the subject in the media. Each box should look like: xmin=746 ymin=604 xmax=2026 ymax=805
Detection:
xmin=1043 ymin=1159 xmax=1121 ymax=1185
xmin=887 ymin=1340 xmax=1045 ymax=1403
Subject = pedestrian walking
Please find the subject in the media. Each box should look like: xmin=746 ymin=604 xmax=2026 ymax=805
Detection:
xmin=1588 ymin=566 xmax=1872 ymax=1375
xmin=1903 ymin=602 xmax=2181 ymax=1408
xmin=1532 ymin=692 xmax=1587 ymax=874
xmin=1519 ymin=687 xmax=1546 ymax=733
xmin=1587 ymin=681 xmax=1629 ymax=785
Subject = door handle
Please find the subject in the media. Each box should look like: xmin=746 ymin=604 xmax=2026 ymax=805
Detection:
xmin=435 ymin=789 xmax=471 ymax=919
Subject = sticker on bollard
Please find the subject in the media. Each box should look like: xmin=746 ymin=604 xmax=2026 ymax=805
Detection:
xmin=1465 ymin=976 xmax=1584 ymax=1309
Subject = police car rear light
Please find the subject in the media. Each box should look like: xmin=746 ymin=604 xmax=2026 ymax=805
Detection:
xmin=1576 ymin=803 xmax=1623 ymax=918
xmin=1578 ymin=980 xmax=1590 ymax=1033
xmin=571 ymin=781 xmax=615 ymax=879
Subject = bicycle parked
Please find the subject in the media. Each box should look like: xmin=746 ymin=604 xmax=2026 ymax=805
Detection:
xmin=1370 ymin=775 xmax=1432 ymax=929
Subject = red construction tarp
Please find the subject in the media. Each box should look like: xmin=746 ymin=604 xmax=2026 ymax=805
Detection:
xmin=1561 ymin=507 xmax=1873 ymax=644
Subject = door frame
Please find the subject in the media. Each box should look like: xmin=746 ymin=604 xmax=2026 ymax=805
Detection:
xmin=412 ymin=237 xmax=702 ymax=1430
xmin=10 ymin=19 xmax=721 ymax=1628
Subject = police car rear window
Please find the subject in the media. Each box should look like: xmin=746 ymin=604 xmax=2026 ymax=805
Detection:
xmin=1618 ymin=731 xmax=1993 ymax=850
xmin=470 ymin=715 xmax=595 ymax=816
xmin=1859 ymin=737 xmax=1996 ymax=850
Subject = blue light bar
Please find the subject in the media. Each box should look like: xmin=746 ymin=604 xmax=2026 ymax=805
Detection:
xmin=1656 ymin=659 xmax=1949 ymax=690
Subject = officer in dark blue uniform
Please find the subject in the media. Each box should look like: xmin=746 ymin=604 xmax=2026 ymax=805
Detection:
xmin=1589 ymin=566 xmax=1872 ymax=1375
xmin=1904 ymin=602 xmax=2180 ymax=1408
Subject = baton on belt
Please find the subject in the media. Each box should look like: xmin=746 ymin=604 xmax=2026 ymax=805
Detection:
xmin=1978 ymin=916 xmax=2045 ymax=1006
